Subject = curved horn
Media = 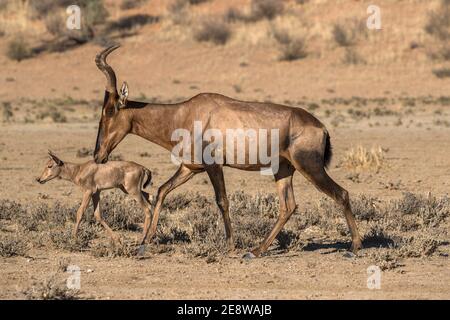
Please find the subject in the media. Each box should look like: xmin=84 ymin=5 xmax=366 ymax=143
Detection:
xmin=95 ymin=45 xmax=120 ymax=94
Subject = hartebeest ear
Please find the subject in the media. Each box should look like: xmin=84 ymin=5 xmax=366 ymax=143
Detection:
xmin=48 ymin=150 xmax=63 ymax=166
xmin=118 ymin=81 xmax=129 ymax=108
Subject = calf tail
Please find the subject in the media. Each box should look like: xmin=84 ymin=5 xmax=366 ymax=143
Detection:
xmin=142 ymin=168 xmax=152 ymax=189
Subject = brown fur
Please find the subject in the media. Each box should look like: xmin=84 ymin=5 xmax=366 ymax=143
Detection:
xmin=37 ymin=151 xmax=152 ymax=242
xmin=93 ymin=46 xmax=362 ymax=257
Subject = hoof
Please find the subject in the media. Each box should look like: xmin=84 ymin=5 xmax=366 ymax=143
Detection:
xmin=136 ymin=245 xmax=146 ymax=257
xmin=343 ymin=251 xmax=356 ymax=259
xmin=350 ymin=240 xmax=363 ymax=254
xmin=242 ymin=252 xmax=256 ymax=260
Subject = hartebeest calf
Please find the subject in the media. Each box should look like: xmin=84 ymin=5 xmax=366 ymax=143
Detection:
xmin=37 ymin=151 xmax=152 ymax=242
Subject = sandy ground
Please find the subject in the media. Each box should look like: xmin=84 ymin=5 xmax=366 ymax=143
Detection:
xmin=0 ymin=121 xmax=449 ymax=300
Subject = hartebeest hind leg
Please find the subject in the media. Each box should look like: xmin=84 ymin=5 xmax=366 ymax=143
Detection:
xmin=244 ymin=161 xmax=296 ymax=259
xmin=92 ymin=191 xmax=121 ymax=243
xmin=290 ymin=149 xmax=363 ymax=253
xmin=138 ymin=164 xmax=197 ymax=255
xmin=206 ymin=165 xmax=234 ymax=251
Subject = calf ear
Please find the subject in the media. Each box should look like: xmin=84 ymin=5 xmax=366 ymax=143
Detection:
xmin=118 ymin=81 xmax=129 ymax=108
xmin=48 ymin=150 xmax=64 ymax=166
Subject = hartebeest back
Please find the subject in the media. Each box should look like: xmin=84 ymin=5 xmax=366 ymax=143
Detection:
xmin=92 ymin=45 xmax=362 ymax=258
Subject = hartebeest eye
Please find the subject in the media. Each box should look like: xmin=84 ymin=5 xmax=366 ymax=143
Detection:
xmin=105 ymin=106 xmax=115 ymax=117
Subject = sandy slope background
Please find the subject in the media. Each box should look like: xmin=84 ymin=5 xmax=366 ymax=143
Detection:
xmin=0 ymin=0 xmax=449 ymax=299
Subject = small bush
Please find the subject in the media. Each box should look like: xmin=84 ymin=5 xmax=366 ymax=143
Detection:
xmin=225 ymin=7 xmax=247 ymax=23
xmin=250 ymin=0 xmax=284 ymax=21
xmin=49 ymin=224 xmax=97 ymax=252
xmin=168 ymin=0 xmax=190 ymax=25
xmin=45 ymin=14 xmax=65 ymax=37
xmin=100 ymin=193 xmax=143 ymax=231
xmin=188 ymin=0 xmax=210 ymax=4
xmin=433 ymin=68 xmax=450 ymax=78
xmin=36 ymin=108 xmax=67 ymax=123
xmin=0 ymin=199 xmax=24 ymax=220
xmin=83 ymin=0 xmax=109 ymax=26
xmin=24 ymin=276 xmax=79 ymax=300
xmin=120 ymin=0 xmax=147 ymax=10
xmin=7 ymin=37 xmax=32 ymax=62
xmin=351 ymin=195 xmax=380 ymax=221
xmin=156 ymin=226 xmax=191 ymax=244
xmin=332 ymin=19 xmax=366 ymax=47
xmin=108 ymin=14 xmax=159 ymax=32
xmin=342 ymin=48 xmax=366 ymax=65
xmin=368 ymin=249 xmax=401 ymax=270
xmin=398 ymin=234 xmax=443 ymax=258
xmin=425 ymin=0 xmax=450 ymax=41
xmin=1 ymin=102 xmax=13 ymax=122
xmin=29 ymin=0 xmax=72 ymax=17
xmin=0 ymin=235 xmax=28 ymax=257
xmin=194 ymin=19 xmax=231 ymax=45
xmin=279 ymin=38 xmax=308 ymax=61
xmin=91 ymin=240 xmax=137 ymax=258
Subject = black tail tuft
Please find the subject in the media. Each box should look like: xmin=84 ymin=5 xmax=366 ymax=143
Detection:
xmin=143 ymin=168 xmax=152 ymax=189
xmin=324 ymin=132 xmax=333 ymax=169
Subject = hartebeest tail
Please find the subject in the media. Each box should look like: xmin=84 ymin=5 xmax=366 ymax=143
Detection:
xmin=324 ymin=131 xmax=333 ymax=169
xmin=142 ymin=168 xmax=152 ymax=189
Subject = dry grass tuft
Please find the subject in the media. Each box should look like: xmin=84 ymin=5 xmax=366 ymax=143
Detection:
xmin=91 ymin=240 xmax=137 ymax=258
xmin=6 ymin=37 xmax=32 ymax=61
xmin=24 ymin=275 xmax=80 ymax=300
xmin=332 ymin=19 xmax=367 ymax=47
xmin=341 ymin=145 xmax=385 ymax=171
xmin=425 ymin=0 xmax=450 ymax=61
xmin=250 ymin=0 xmax=284 ymax=21
xmin=425 ymin=0 xmax=450 ymax=42
xmin=194 ymin=19 xmax=231 ymax=45
xmin=273 ymin=28 xmax=307 ymax=61
xmin=433 ymin=68 xmax=450 ymax=78
xmin=167 ymin=0 xmax=191 ymax=25
xmin=342 ymin=48 xmax=366 ymax=65
xmin=120 ymin=0 xmax=148 ymax=10
xmin=49 ymin=224 xmax=98 ymax=252
xmin=0 ymin=234 xmax=28 ymax=257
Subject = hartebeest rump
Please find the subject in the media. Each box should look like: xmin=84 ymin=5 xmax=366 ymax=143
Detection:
xmin=93 ymin=45 xmax=362 ymax=258
xmin=37 ymin=150 xmax=152 ymax=242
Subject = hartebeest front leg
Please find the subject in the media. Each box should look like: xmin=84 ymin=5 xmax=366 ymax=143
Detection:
xmin=244 ymin=162 xmax=296 ymax=259
xmin=73 ymin=190 xmax=93 ymax=238
xmin=206 ymin=165 xmax=234 ymax=251
xmin=138 ymin=164 xmax=197 ymax=255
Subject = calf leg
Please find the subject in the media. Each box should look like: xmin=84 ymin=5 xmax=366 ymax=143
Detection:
xmin=92 ymin=191 xmax=120 ymax=243
xmin=73 ymin=191 xmax=92 ymax=238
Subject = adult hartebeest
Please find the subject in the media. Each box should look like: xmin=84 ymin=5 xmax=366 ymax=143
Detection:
xmin=93 ymin=45 xmax=362 ymax=258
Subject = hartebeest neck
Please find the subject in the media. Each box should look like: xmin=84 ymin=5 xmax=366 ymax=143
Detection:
xmin=127 ymin=101 xmax=185 ymax=151
xmin=59 ymin=162 xmax=81 ymax=184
